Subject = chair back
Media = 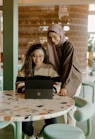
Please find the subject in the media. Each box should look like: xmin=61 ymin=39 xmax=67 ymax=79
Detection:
xmin=73 ymin=96 xmax=95 ymax=138
xmin=73 ymin=96 xmax=95 ymax=122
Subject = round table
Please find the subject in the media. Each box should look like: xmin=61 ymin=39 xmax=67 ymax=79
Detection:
xmin=0 ymin=90 xmax=74 ymax=139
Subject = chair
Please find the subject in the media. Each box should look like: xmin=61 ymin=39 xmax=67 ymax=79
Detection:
xmin=0 ymin=121 xmax=16 ymax=139
xmin=42 ymin=96 xmax=95 ymax=139
xmin=82 ymin=81 xmax=95 ymax=103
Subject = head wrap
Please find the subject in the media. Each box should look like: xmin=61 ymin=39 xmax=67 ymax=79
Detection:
xmin=47 ymin=24 xmax=66 ymax=70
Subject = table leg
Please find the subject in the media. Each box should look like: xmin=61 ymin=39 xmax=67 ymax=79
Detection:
xmin=82 ymin=85 xmax=85 ymax=97
xmin=16 ymin=121 xmax=22 ymax=139
xmin=92 ymin=87 xmax=94 ymax=103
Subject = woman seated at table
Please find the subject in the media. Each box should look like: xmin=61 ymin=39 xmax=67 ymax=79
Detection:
xmin=16 ymin=43 xmax=61 ymax=139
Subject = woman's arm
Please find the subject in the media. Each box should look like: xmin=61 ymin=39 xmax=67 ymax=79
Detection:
xmin=16 ymin=71 xmax=25 ymax=93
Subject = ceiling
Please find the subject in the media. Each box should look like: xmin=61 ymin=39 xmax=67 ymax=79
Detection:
xmin=18 ymin=0 xmax=95 ymax=5
xmin=0 ymin=0 xmax=95 ymax=6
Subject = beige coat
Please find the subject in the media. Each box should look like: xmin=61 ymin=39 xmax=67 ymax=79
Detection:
xmin=57 ymin=41 xmax=82 ymax=96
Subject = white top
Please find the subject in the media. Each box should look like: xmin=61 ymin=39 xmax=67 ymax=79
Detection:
xmin=18 ymin=63 xmax=59 ymax=77
xmin=34 ymin=63 xmax=59 ymax=77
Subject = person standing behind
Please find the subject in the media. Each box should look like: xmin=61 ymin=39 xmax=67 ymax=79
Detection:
xmin=47 ymin=23 xmax=82 ymax=125
xmin=16 ymin=43 xmax=60 ymax=139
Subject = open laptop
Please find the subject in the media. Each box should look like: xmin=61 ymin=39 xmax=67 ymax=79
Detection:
xmin=25 ymin=76 xmax=54 ymax=99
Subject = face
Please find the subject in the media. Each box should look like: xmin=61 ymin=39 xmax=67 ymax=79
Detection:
xmin=31 ymin=49 xmax=44 ymax=68
xmin=48 ymin=32 xmax=61 ymax=46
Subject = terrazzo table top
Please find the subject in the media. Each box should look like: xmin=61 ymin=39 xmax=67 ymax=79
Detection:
xmin=0 ymin=90 xmax=74 ymax=121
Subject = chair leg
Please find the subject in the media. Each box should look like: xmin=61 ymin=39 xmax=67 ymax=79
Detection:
xmin=23 ymin=133 xmax=27 ymax=139
xmin=85 ymin=119 xmax=92 ymax=138
xmin=63 ymin=113 xmax=67 ymax=124
xmin=92 ymin=87 xmax=94 ymax=103
xmin=83 ymin=86 xmax=85 ymax=97
xmin=10 ymin=122 xmax=16 ymax=139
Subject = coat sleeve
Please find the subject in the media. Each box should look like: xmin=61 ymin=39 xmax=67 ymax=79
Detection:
xmin=59 ymin=41 xmax=82 ymax=95
xmin=60 ymin=42 xmax=74 ymax=88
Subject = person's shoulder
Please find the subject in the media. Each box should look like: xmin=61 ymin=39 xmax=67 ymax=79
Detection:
xmin=63 ymin=40 xmax=74 ymax=51
xmin=64 ymin=40 xmax=74 ymax=47
xmin=43 ymin=63 xmax=53 ymax=68
xmin=44 ymin=63 xmax=53 ymax=68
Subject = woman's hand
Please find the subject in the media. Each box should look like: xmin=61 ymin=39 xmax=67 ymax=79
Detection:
xmin=58 ymin=88 xmax=69 ymax=96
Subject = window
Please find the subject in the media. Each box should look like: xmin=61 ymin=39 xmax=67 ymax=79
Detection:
xmin=88 ymin=15 xmax=95 ymax=32
xmin=88 ymin=4 xmax=95 ymax=33
xmin=87 ymin=4 xmax=95 ymax=67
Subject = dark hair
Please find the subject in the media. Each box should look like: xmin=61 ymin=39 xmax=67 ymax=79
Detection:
xmin=21 ymin=43 xmax=48 ymax=77
xmin=47 ymin=30 xmax=57 ymax=36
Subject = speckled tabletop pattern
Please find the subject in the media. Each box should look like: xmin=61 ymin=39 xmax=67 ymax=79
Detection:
xmin=0 ymin=90 xmax=74 ymax=122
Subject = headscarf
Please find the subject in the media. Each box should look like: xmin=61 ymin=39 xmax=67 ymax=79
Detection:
xmin=47 ymin=24 xmax=66 ymax=70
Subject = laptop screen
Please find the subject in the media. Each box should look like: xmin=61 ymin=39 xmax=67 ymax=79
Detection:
xmin=25 ymin=76 xmax=54 ymax=89
xmin=25 ymin=75 xmax=54 ymax=99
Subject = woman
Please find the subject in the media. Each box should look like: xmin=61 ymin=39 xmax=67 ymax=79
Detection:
xmin=47 ymin=23 xmax=82 ymax=97
xmin=16 ymin=43 xmax=60 ymax=139
xmin=47 ymin=23 xmax=82 ymax=125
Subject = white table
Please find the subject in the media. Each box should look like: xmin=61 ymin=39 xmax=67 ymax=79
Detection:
xmin=0 ymin=90 xmax=74 ymax=139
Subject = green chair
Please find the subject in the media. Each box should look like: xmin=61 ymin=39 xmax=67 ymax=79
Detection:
xmin=82 ymin=81 xmax=95 ymax=103
xmin=42 ymin=96 xmax=95 ymax=139
xmin=0 ymin=121 xmax=16 ymax=139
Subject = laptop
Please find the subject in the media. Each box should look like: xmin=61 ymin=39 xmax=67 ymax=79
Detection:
xmin=25 ymin=76 xmax=54 ymax=99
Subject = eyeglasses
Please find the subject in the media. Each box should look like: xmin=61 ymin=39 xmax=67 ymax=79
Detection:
xmin=32 ymin=55 xmax=44 ymax=59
